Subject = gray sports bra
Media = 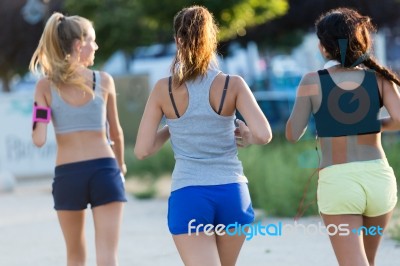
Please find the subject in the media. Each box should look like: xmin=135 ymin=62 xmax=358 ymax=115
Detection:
xmin=50 ymin=71 xmax=106 ymax=134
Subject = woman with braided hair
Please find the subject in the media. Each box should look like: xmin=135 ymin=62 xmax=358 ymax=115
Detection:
xmin=135 ymin=5 xmax=271 ymax=266
xmin=286 ymin=7 xmax=399 ymax=266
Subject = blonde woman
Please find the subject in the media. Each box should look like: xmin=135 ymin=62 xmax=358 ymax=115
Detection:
xmin=30 ymin=12 xmax=126 ymax=266
xmin=135 ymin=6 xmax=272 ymax=266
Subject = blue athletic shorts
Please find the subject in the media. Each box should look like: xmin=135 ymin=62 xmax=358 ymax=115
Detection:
xmin=167 ymin=182 xmax=255 ymax=235
xmin=52 ymin=157 xmax=127 ymax=210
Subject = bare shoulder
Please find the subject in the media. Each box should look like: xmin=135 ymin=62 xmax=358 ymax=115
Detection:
xmin=98 ymin=70 xmax=113 ymax=81
xmin=35 ymin=77 xmax=52 ymax=96
xmin=301 ymin=71 xmax=319 ymax=85
xmin=227 ymin=74 xmax=246 ymax=86
xmin=224 ymin=74 xmax=249 ymax=93
xmin=375 ymin=73 xmax=397 ymax=91
xmin=34 ymin=77 xmax=52 ymax=105
xmin=35 ymin=77 xmax=51 ymax=92
xmin=297 ymin=71 xmax=320 ymax=97
xmin=152 ymin=77 xmax=170 ymax=96
xmin=97 ymin=71 xmax=114 ymax=90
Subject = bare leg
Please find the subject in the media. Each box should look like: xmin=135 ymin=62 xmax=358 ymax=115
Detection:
xmin=363 ymin=211 xmax=393 ymax=266
xmin=216 ymin=231 xmax=247 ymax=266
xmin=173 ymin=233 xmax=221 ymax=266
xmin=92 ymin=202 xmax=124 ymax=266
xmin=57 ymin=210 xmax=86 ymax=266
xmin=321 ymin=214 xmax=369 ymax=266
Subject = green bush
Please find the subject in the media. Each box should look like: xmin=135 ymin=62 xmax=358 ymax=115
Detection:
xmin=389 ymin=210 xmax=400 ymax=243
xmin=115 ymin=74 xmax=149 ymax=144
xmin=241 ymin=133 xmax=400 ymax=217
xmin=239 ymin=134 xmax=320 ymax=217
xmin=383 ymin=133 xmax=400 ymax=175
xmin=125 ymin=142 xmax=175 ymax=180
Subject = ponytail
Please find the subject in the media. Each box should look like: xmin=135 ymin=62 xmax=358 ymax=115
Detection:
xmin=29 ymin=12 xmax=93 ymax=94
xmin=171 ymin=6 xmax=218 ymax=86
xmin=364 ymin=57 xmax=400 ymax=86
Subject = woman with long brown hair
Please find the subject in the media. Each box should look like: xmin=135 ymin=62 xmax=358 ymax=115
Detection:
xmin=286 ymin=8 xmax=399 ymax=266
xmin=135 ymin=5 xmax=272 ymax=265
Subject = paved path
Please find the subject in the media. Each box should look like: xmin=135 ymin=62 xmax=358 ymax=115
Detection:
xmin=0 ymin=179 xmax=399 ymax=265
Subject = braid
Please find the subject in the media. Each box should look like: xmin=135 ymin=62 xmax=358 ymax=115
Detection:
xmin=316 ymin=8 xmax=400 ymax=87
xmin=364 ymin=57 xmax=400 ymax=86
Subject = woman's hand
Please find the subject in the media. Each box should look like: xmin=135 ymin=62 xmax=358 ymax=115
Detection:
xmin=120 ymin=163 xmax=127 ymax=176
xmin=235 ymin=119 xmax=251 ymax=148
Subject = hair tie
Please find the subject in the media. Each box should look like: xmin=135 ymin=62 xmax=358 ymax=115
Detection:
xmin=58 ymin=16 xmax=65 ymax=23
xmin=350 ymin=53 xmax=370 ymax=67
xmin=338 ymin=39 xmax=348 ymax=66
xmin=338 ymin=38 xmax=369 ymax=67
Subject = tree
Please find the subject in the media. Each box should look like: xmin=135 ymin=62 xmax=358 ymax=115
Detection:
xmin=64 ymin=0 xmax=289 ymax=61
xmin=64 ymin=0 xmax=154 ymax=64
xmin=240 ymin=0 xmax=400 ymax=52
xmin=0 ymin=0 xmax=288 ymax=91
xmin=0 ymin=0 xmax=63 ymax=92
xmin=138 ymin=0 xmax=288 ymax=41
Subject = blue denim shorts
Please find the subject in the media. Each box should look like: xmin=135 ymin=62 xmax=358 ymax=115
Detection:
xmin=52 ymin=158 xmax=127 ymax=210
xmin=167 ymin=182 xmax=255 ymax=235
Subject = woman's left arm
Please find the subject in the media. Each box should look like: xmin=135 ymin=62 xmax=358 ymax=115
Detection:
xmin=380 ymin=77 xmax=400 ymax=131
xmin=32 ymin=78 xmax=51 ymax=147
xmin=134 ymin=79 xmax=170 ymax=160
xmin=103 ymin=72 xmax=126 ymax=174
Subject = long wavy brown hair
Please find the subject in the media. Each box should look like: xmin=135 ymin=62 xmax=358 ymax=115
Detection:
xmin=316 ymin=7 xmax=400 ymax=86
xmin=171 ymin=6 xmax=219 ymax=86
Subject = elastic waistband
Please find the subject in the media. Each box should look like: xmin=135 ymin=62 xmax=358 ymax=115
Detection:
xmin=55 ymin=157 xmax=118 ymax=173
xmin=320 ymin=158 xmax=389 ymax=175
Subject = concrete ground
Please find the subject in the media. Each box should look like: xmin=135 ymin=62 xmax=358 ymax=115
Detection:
xmin=0 ymin=178 xmax=399 ymax=266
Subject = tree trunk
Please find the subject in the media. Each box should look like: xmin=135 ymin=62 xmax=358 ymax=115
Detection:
xmin=1 ymin=75 xmax=11 ymax=93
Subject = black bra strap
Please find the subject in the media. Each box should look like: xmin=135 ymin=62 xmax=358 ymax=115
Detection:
xmin=217 ymin=75 xmax=230 ymax=115
xmin=317 ymin=69 xmax=329 ymax=76
xmin=168 ymin=77 xmax=180 ymax=118
xmin=92 ymin=71 xmax=96 ymax=91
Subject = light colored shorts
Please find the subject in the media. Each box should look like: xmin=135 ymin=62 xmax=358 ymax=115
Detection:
xmin=317 ymin=158 xmax=398 ymax=217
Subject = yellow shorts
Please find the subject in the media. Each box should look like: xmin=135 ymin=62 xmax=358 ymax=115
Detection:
xmin=317 ymin=158 xmax=398 ymax=217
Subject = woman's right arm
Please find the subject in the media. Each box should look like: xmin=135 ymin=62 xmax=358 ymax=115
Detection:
xmin=235 ymin=76 xmax=272 ymax=145
xmin=285 ymin=72 xmax=318 ymax=142
xmin=134 ymin=79 xmax=170 ymax=160
xmin=103 ymin=72 xmax=126 ymax=174
xmin=32 ymin=79 xmax=50 ymax=147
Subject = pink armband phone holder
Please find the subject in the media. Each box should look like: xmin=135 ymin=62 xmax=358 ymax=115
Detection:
xmin=33 ymin=105 xmax=51 ymax=123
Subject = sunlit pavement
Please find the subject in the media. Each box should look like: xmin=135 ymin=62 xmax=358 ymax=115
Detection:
xmin=1 ymin=179 xmax=399 ymax=266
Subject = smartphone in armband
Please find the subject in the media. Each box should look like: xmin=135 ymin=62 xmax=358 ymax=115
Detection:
xmin=33 ymin=105 xmax=51 ymax=123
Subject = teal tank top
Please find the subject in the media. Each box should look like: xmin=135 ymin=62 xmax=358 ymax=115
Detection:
xmin=313 ymin=69 xmax=382 ymax=137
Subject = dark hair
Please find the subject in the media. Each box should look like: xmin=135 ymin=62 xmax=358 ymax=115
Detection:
xmin=171 ymin=6 xmax=218 ymax=86
xmin=315 ymin=7 xmax=400 ymax=86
